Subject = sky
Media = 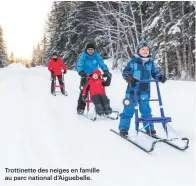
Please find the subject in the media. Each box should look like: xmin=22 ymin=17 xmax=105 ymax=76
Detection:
xmin=0 ymin=0 xmax=53 ymax=59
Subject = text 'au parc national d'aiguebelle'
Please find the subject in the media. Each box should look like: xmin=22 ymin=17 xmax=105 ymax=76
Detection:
xmin=5 ymin=167 xmax=100 ymax=182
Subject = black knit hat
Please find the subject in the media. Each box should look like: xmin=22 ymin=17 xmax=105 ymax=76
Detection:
xmin=86 ymin=43 xmax=95 ymax=50
xmin=52 ymin=52 xmax=58 ymax=56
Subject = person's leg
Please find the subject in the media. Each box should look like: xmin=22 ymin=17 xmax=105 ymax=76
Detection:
xmin=119 ymin=103 xmax=135 ymax=132
xmin=118 ymin=91 xmax=136 ymax=136
xmin=51 ymin=73 xmax=55 ymax=94
xmin=57 ymin=75 xmax=65 ymax=94
xmin=99 ymin=94 xmax=112 ymax=115
xmin=77 ymin=78 xmax=88 ymax=113
xmin=91 ymin=95 xmax=104 ymax=115
xmin=139 ymin=99 xmax=155 ymax=133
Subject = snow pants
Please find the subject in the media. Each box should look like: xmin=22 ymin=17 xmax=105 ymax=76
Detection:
xmin=119 ymin=92 xmax=154 ymax=131
xmin=77 ymin=78 xmax=88 ymax=111
xmin=91 ymin=94 xmax=112 ymax=115
xmin=51 ymin=74 xmax=64 ymax=93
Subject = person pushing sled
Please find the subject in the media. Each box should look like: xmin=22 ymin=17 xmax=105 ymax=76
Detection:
xmin=110 ymin=41 xmax=189 ymax=153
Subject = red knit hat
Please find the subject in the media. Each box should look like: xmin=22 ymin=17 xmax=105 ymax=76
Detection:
xmin=92 ymin=69 xmax=102 ymax=76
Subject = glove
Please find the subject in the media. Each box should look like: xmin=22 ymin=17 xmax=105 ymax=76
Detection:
xmin=125 ymin=74 xmax=138 ymax=87
xmin=81 ymin=77 xmax=88 ymax=86
xmin=79 ymin=70 xmax=86 ymax=77
xmin=103 ymin=70 xmax=112 ymax=77
xmin=158 ymin=74 xmax=167 ymax=83
xmin=63 ymin=70 xmax=67 ymax=74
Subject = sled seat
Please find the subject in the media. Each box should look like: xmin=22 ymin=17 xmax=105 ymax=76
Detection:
xmin=54 ymin=85 xmax=64 ymax=88
xmin=139 ymin=117 xmax=171 ymax=123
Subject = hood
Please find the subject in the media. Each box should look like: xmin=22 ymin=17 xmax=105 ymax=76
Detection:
xmin=135 ymin=41 xmax=152 ymax=58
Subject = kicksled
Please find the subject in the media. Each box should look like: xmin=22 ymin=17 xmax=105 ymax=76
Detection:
xmin=51 ymin=72 xmax=68 ymax=96
xmin=110 ymin=79 xmax=189 ymax=153
xmin=81 ymin=89 xmax=119 ymax=121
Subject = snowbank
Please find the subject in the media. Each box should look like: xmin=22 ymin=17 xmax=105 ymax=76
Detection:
xmin=6 ymin=62 xmax=28 ymax=71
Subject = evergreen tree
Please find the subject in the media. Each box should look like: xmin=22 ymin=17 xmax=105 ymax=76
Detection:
xmin=38 ymin=1 xmax=195 ymax=80
xmin=0 ymin=26 xmax=8 ymax=67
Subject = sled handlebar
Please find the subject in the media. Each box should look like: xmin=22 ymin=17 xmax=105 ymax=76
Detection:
xmin=136 ymin=79 xmax=159 ymax=83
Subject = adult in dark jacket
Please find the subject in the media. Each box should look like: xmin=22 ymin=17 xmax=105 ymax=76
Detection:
xmin=76 ymin=43 xmax=111 ymax=114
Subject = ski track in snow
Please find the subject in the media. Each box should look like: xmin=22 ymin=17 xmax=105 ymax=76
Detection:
xmin=0 ymin=63 xmax=195 ymax=186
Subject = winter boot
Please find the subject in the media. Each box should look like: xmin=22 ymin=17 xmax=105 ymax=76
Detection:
xmin=61 ymin=90 xmax=65 ymax=94
xmin=104 ymin=109 xmax=112 ymax=115
xmin=103 ymin=104 xmax=112 ymax=115
xmin=146 ymin=129 xmax=156 ymax=136
xmin=120 ymin=129 xmax=128 ymax=137
xmin=94 ymin=104 xmax=104 ymax=116
xmin=51 ymin=87 xmax=55 ymax=94
xmin=77 ymin=109 xmax=84 ymax=115
xmin=97 ymin=110 xmax=104 ymax=116
xmin=51 ymin=90 xmax=56 ymax=96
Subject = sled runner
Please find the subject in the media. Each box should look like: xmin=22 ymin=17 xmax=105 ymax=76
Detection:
xmin=82 ymin=75 xmax=119 ymax=121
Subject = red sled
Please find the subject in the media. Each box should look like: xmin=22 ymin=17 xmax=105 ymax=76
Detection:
xmin=52 ymin=72 xmax=68 ymax=96
xmin=82 ymin=75 xmax=119 ymax=121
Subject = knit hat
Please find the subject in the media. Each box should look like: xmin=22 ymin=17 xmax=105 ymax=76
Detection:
xmin=86 ymin=43 xmax=95 ymax=50
xmin=135 ymin=41 xmax=152 ymax=57
xmin=92 ymin=69 xmax=102 ymax=76
xmin=52 ymin=52 xmax=58 ymax=56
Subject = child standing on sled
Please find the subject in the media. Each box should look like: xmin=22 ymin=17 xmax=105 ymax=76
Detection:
xmin=82 ymin=69 xmax=113 ymax=116
xmin=48 ymin=52 xmax=67 ymax=95
xmin=119 ymin=41 xmax=167 ymax=137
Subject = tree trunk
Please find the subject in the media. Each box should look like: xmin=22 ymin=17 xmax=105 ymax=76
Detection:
xmin=120 ymin=2 xmax=135 ymax=56
xmin=160 ymin=9 xmax=169 ymax=76
xmin=188 ymin=39 xmax=194 ymax=79
xmin=138 ymin=2 xmax=144 ymax=40
xmin=181 ymin=2 xmax=188 ymax=78
xmin=167 ymin=2 xmax=182 ymax=75
xmin=129 ymin=2 xmax=139 ymax=44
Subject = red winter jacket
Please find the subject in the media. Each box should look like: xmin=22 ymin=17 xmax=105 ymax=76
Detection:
xmin=48 ymin=58 xmax=67 ymax=75
xmin=82 ymin=69 xmax=108 ymax=99
xmin=82 ymin=78 xmax=106 ymax=99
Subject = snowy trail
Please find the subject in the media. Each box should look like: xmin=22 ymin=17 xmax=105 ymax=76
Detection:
xmin=0 ymin=64 xmax=195 ymax=186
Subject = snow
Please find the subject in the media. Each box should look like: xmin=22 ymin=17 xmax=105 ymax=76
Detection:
xmin=0 ymin=63 xmax=195 ymax=186
xmin=148 ymin=16 xmax=160 ymax=29
xmin=168 ymin=24 xmax=181 ymax=35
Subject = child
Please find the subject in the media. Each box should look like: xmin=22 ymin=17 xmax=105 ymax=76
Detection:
xmin=76 ymin=42 xmax=110 ymax=115
xmin=119 ymin=41 xmax=167 ymax=137
xmin=82 ymin=69 xmax=112 ymax=116
xmin=48 ymin=52 xmax=67 ymax=95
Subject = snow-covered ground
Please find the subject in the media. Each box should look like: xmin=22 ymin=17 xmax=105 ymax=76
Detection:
xmin=0 ymin=63 xmax=195 ymax=186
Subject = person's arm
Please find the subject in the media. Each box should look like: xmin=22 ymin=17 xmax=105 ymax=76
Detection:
xmin=82 ymin=81 xmax=90 ymax=97
xmin=96 ymin=53 xmax=109 ymax=72
xmin=48 ymin=60 xmax=52 ymax=71
xmin=60 ymin=59 xmax=67 ymax=74
xmin=102 ymin=74 xmax=112 ymax=87
xmin=60 ymin=59 xmax=67 ymax=70
xmin=122 ymin=59 xmax=138 ymax=87
xmin=151 ymin=61 xmax=167 ymax=83
xmin=122 ymin=60 xmax=134 ymax=80
xmin=151 ymin=61 xmax=161 ymax=78
xmin=76 ymin=55 xmax=85 ymax=76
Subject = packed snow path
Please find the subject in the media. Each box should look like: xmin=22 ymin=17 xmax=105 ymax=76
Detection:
xmin=0 ymin=63 xmax=195 ymax=186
